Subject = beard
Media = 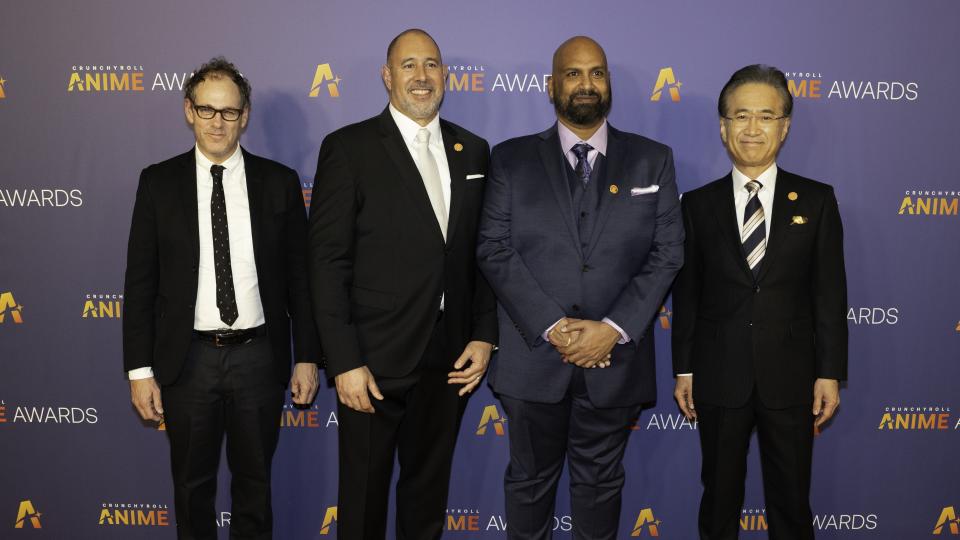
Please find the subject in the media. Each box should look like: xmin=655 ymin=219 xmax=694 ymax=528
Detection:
xmin=398 ymin=82 xmax=443 ymax=121
xmin=553 ymin=86 xmax=612 ymax=126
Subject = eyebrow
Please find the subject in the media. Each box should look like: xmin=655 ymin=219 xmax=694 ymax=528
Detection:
xmin=731 ymin=107 xmax=779 ymax=114
xmin=399 ymin=56 xmax=441 ymax=64
xmin=563 ymin=65 xmax=606 ymax=72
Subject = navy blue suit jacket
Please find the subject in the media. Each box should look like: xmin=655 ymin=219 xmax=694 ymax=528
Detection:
xmin=477 ymin=124 xmax=684 ymax=407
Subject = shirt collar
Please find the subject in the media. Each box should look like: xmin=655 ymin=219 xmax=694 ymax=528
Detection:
xmin=732 ymin=162 xmax=778 ymax=192
xmin=389 ymin=103 xmax=442 ymax=146
xmin=195 ymin=144 xmax=243 ymax=173
xmin=557 ymin=119 xmax=608 ymax=157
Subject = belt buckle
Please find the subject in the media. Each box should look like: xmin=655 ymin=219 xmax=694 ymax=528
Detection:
xmin=214 ymin=334 xmax=226 ymax=348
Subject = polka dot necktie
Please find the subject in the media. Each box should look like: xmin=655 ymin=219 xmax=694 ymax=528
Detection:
xmin=210 ymin=164 xmax=238 ymax=326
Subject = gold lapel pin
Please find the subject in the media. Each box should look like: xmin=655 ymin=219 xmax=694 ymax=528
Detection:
xmin=791 ymin=215 xmax=808 ymax=225
xmin=609 ymin=184 xmax=619 ymax=194
xmin=453 ymin=143 xmax=463 ymax=152
xmin=788 ymin=191 xmax=798 ymax=201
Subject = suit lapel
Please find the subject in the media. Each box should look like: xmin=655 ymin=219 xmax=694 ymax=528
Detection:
xmin=241 ymin=147 xmax=264 ymax=269
xmin=178 ymin=149 xmax=201 ymax=265
xmin=537 ymin=125 xmax=582 ymax=259
xmin=756 ymin=169 xmax=799 ymax=282
xmin=711 ymin=174 xmax=755 ymax=282
xmin=378 ymin=108 xmax=445 ymax=245
xmin=441 ymin=121 xmax=465 ymax=246
xmin=583 ymin=126 xmax=623 ymax=260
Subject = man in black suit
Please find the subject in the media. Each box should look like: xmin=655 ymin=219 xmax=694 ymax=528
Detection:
xmin=672 ymin=65 xmax=848 ymax=540
xmin=477 ymin=37 xmax=684 ymax=539
xmin=123 ymin=57 xmax=319 ymax=540
xmin=308 ymin=29 xmax=497 ymax=539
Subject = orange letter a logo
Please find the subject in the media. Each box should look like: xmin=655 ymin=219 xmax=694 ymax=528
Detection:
xmin=934 ymin=506 xmax=959 ymax=535
xmin=631 ymin=508 xmax=660 ymax=536
xmin=319 ymin=506 xmax=337 ymax=535
xmin=14 ymin=500 xmax=42 ymax=529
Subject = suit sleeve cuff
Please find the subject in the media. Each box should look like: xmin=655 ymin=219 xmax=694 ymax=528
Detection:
xmin=602 ymin=318 xmax=630 ymax=344
xmin=542 ymin=318 xmax=565 ymax=341
xmin=128 ymin=367 xmax=154 ymax=380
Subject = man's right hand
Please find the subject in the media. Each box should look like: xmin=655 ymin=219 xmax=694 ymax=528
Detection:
xmin=130 ymin=377 xmax=164 ymax=421
xmin=335 ymin=366 xmax=384 ymax=414
xmin=674 ymin=375 xmax=696 ymax=421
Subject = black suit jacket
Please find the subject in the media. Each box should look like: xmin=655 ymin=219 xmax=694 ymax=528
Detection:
xmin=308 ymin=107 xmax=498 ymax=379
xmin=672 ymin=169 xmax=848 ymax=408
xmin=123 ymin=147 xmax=319 ymax=386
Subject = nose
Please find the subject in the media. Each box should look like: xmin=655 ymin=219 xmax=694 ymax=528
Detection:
xmin=413 ymin=63 xmax=427 ymax=81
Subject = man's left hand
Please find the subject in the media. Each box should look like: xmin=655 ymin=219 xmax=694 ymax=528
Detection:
xmin=448 ymin=341 xmax=494 ymax=396
xmin=290 ymin=362 xmax=320 ymax=405
xmin=556 ymin=320 xmax=620 ymax=367
xmin=813 ymin=378 xmax=840 ymax=428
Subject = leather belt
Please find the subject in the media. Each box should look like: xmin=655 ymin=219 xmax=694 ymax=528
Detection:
xmin=193 ymin=325 xmax=266 ymax=348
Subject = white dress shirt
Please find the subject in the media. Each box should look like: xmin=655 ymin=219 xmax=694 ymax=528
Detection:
xmin=128 ymin=145 xmax=265 ymax=380
xmin=677 ymin=163 xmax=778 ymax=378
xmin=388 ymin=103 xmax=451 ymax=311
xmin=732 ymin=163 xmax=777 ymax=245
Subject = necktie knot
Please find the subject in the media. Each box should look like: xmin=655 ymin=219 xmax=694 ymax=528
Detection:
xmin=572 ymin=143 xmax=592 ymax=162
xmin=415 ymin=128 xmax=431 ymax=146
xmin=211 ymin=164 xmax=225 ymax=181
xmin=745 ymin=179 xmax=762 ymax=196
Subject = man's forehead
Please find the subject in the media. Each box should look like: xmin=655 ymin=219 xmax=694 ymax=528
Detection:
xmin=555 ymin=44 xmax=607 ymax=69
xmin=390 ymin=34 xmax=441 ymax=63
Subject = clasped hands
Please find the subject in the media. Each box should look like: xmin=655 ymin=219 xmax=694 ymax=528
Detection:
xmin=547 ymin=318 xmax=620 ymax=369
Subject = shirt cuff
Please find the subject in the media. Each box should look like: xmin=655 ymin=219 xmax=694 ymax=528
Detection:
xmin=542 ymin=318 xmax=565 ymax=341
xmin=676 ymin=373 xmax=693 ymax=377
xmin=601 ymin=318 xmax=630 ymax=344
xmin=128 ymin=367 xmax=155 ymax=380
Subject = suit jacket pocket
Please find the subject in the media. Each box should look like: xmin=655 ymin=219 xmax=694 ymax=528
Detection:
xmin=351 ymin=285 xmax=396 ymax=311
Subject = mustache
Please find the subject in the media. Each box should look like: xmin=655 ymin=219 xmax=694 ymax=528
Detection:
xmin=407 ymin=82 xmax=435 ymax=90
xmin=568 ymin=89 xmax=601 ymax=101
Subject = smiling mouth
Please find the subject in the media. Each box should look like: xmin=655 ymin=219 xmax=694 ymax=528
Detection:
xmin=410 ymin=88 xmax=433 ymax=96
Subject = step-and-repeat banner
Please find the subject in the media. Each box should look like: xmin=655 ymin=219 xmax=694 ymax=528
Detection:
xmin=1 ymin=1 xmax=958 ymax=538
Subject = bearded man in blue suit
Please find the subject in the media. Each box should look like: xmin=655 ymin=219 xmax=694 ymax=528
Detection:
xmin=477 ymin=36 xmax=684 ymax=540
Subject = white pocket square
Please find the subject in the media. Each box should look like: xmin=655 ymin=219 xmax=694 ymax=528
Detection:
xmin=630 ymin=185 xmax=659 ymax=196
xmin=466 ymin=174 xmax=485 ymax=180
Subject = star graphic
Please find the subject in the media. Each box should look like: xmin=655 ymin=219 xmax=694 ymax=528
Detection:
xmin=654 ymin=519 xmax=662 ymax=526
xmin=0 ymin=77 xmax=6 ymax=86
xmin=333 ymin=76 xmax=342 ymax=85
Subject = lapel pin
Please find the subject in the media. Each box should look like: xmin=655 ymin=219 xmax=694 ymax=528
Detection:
xmin=609 ymin=184 xmax=619 ymax=194
xmin=453 ymin=143 xmax=463 ymax=152
xmin=791 ymin=215 xmax=808 ymax=225
xmin=788 ymin=191 xmax=798 ymax=201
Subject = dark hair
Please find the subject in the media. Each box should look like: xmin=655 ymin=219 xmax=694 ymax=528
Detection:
xmin=717 ymin=64 xmax=792 ymax=118
xmin=386 ymin=29 xmax=441 ymax=64
xmin=183 ymin=56 xmax=251 ymax=109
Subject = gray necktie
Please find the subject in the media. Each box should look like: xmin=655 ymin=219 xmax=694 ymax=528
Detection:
xmin=415 ymin=128 xmax=448 ymax=239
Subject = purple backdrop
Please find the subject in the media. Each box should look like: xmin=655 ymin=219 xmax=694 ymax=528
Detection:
xmin=1 ymin=0 xmax=958 ymax=537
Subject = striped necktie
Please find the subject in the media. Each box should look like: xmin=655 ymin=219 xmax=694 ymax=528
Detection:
xmin=742 ymin=180 xmax=766 ymax=278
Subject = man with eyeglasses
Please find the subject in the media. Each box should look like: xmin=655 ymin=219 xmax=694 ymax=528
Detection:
xmin=672 ymin=64 xmax=848 ymax=539
xmin=123 ymin=57 xmax=319 ymax=539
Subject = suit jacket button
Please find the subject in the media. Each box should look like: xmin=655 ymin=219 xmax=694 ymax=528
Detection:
xmin=572 ymin=304 xmax=581 ymax=311
xmin=748 ymin=321 xmax=753 ymax=327
xmin=187 ymin=303 xmax=195 ymax=309
xmin=754 ymin=285 xmax=760 ymax=293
